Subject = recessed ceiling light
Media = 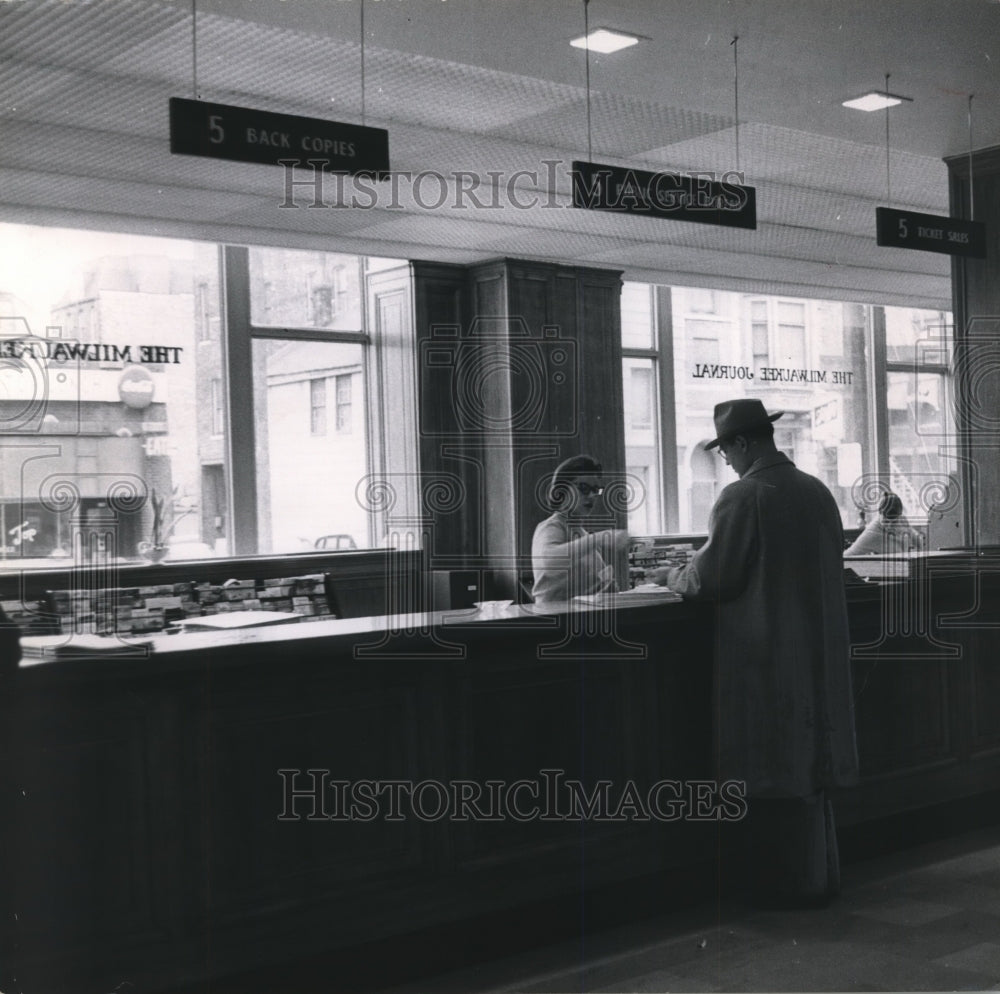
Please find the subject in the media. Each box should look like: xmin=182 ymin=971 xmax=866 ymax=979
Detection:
xmin=570 ymin=28 xmax=640 ymax=54
xmin=842 ymin=92 xmax=913 ymax=112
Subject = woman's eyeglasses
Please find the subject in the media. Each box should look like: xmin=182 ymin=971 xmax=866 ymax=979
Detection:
xmin=576 ymin=482 xmax=604 ymax=497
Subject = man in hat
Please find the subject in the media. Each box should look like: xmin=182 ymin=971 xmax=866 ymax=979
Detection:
xmin=656 ymin=398 xmax=858 ymax=905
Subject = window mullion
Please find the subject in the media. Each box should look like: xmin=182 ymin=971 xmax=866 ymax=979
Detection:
xmin=869 ymin=304 xmax=890 ymax=481
xmin=655 ymin=284 xmax=679 ymax=534
xmin=221 ymin=244 xmax=259 ymax=556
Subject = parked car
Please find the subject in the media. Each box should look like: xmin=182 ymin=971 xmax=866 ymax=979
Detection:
xmin=314 ymin=534 xmax=358 ymax=551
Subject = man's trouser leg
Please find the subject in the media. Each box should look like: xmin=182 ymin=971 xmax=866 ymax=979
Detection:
xmin=741 ymin=791 xmax=836 ymax=903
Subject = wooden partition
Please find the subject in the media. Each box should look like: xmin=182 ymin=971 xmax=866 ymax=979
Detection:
xmin=412 ymin=258 xmax=627 ymax=599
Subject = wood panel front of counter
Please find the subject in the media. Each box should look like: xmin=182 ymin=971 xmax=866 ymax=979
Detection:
xmin=4 ymin=576 xmax=1000 ymax=993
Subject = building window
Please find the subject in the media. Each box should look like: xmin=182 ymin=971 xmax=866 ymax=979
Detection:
xmin=211 ymin=378 xmax=224 ymax=436
xmin=689 ymin=334 xmax=720 ymax=367
xmin=310 ymin=377 xmax=327 ymax=435
xmin=629 ymin=366 xmax=652 ymax=429
xmin=750 ymin=299 xmax=769 ymax=365
xmin=688 ymin=288 xmax=717 ymax=314
xmin=335 ymin=374 xmax=352 ymax=433
xmin=251 ymin=251 xmax=359 ymax=332
xmin=196 ymin=282 xmax=213 ymax=341
xmin=776 ymin=300 xmax=807 ymax=369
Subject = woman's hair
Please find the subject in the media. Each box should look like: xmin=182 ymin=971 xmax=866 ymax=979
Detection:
xmin=878 ymin=491 xmax=903 ymax=520
xmin=547 ymin=454 xmax=602 ymax=510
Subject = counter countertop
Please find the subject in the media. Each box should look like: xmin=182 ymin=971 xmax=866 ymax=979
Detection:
xmin=14 ymin=589 xmax=698 ymax=671
xmin=10 ymin=575 xmax=911 ymax=674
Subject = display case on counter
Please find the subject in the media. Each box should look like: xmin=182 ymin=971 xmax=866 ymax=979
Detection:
xmin=0 ymin=547 xmax=425 ymax=638
xmin=627 ymin=535 xmax=703 ymax=587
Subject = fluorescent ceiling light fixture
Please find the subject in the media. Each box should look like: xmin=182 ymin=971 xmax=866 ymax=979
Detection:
xmin=842 ymin=91 xmax=912 ymax=112
xmin=570 ymin=28 xmax=640 ymax=53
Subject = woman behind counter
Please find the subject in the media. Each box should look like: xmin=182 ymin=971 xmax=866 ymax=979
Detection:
xmin=531 ymin=455 xmax=629 ymax=604
xmin=844 ymin=491 xmax=923 ymax=556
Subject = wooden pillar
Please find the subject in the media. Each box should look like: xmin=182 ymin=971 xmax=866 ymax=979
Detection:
xmin=946 ymin=146 xmax=1000 ymax=545
xmin=411 ymin=261 xmax=481 ymax=563
xmin=412 ymin=257 xmax=626 ymax=597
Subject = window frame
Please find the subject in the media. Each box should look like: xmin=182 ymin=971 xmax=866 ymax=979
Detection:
xmin=310 ymin=377 xmax=328 ymax=435
xmin=210 ymin=377 xmax=224 ymax=437
xmin=335 ymin=372 xmax=352 ymax=433
xmin=622 ymin=283 xmax=955 ymax=537
xmin=877 ymin=306 xmax=955 ymax=511
xmin=221 ymin=245 xmax=374 ymax=556
xmin=620 ymin=284 xmax=679 ymax=534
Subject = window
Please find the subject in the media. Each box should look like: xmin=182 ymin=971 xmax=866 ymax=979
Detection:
xmin=250 ymin=249 xmax=360 ymax=332
xmin=882 ymin=306 xmax=956 ymax=519
xmin=0 ymin=225 xmax=218 ymax=565
xmin=776 ymin=301 xmax=807 ymax=369
xmin=621 ymin=282 xmax=654 ymax=350
xmin=0 ymin=223 xmax=409 ymax=567
xmin=750 ymin=299 xmax=769 ymax=365
xmin=211 ymin=378 xmax=224 ymax=436
xmin=621 ymin=281 xmax=954 ymax=536
xmin=335 ymin=373 xmax=352 ymax=432
xmin=688 ymin=288 xmax=717 ymax=314
xmin=689 ymin=332 xmax=720 ymax=367
xmin=310 ymin=377 xmax=327 ymax=435
xmin=310 ymin=269 xmax=343 ymax=326
xmin=620 ymin=285 xmax=665 ymax=535
xmin=196 ymin=283 xmax=210 ymax=341
xmin=253 ymin=342 xmax=365 ymax=554
xmin=628 ymin=366 xmax=652 ymax=429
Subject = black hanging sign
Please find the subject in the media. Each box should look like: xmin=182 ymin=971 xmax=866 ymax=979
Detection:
xmin=572 ymin=160 xmax=756 ymax=229
xmin=169 ymin=98 xmax=390 ymax=177
xmin=876 ymin=207 xmax=985 ymax=258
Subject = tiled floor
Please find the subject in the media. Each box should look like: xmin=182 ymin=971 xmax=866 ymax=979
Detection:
xmin=382 ymin=824 xmax=1000 ymax=993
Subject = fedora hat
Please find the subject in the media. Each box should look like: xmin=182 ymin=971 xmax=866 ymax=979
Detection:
xmin=705 ymin=399 xmax=783 ymax=449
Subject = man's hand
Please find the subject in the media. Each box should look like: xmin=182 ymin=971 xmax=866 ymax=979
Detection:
xmin=646 ymin=565 xmax=673 ymax=587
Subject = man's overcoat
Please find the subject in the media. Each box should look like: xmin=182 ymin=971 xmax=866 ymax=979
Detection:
xmin=667 ymin=453 xmax=859 ymax=796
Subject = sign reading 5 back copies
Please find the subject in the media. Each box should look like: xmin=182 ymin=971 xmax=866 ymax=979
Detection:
xmin=169 ymin=97 xmax=390 ymax=177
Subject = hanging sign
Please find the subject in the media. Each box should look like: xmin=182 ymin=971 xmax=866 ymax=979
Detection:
xmin=876 ymin=207 xmax=985 ymax=258
xmin=169 ymin=98 xmax=390 ymax=177
xmin=572 ymin=160 xmax=756 ymax=229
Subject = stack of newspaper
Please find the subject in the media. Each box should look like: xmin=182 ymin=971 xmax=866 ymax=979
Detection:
xmin=19 ymin=633 xmax=154 ymax=659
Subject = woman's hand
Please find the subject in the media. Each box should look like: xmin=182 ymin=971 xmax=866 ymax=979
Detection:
xmin=603 ymin=528 xmax=631 ymax=555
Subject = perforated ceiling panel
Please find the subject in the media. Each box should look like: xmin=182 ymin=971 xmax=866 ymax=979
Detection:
xmin=1 ymin=0 xmax=986 ymax=308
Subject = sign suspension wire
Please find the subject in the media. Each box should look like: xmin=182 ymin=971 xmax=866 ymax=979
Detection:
xmin=884 ymin=73 xmax=892 ymax=206
xmin=968 ymin=94 xmax=975 ymax=222
xmin=731 ymin=35 xmax=740 ymax=175
xmin=583 ymin=0 xmax=593 ymax=163
xmin=191 ymin=0 xmax=198 ymax=100
xmin=360 ymin=0 xmax=366 ymax=128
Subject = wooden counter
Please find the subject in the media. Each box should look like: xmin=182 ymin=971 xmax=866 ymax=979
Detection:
xmin=1 ymin=565 xmax=999 ymax=993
